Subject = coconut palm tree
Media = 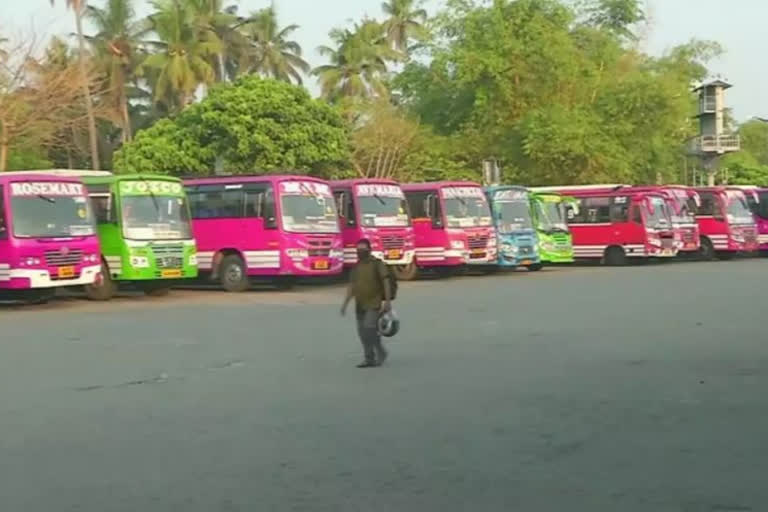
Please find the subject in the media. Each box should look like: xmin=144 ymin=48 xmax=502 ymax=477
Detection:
xmin=143 ymin=0 xmax=220 ymax=111
xmin=85 ymin=0 xmax=146 ymax=142
xmin=313 ymin=20 xmax=399 ymax=101
xmin=50 ymin=0 xmax=100 ymax=168
xmin=381 ymin=0 xmax=427 ymax=54
xmin=185 ymin=0 xmax=247 ymax=82
xmin=238 ymin=5 xmax=309 ymax=84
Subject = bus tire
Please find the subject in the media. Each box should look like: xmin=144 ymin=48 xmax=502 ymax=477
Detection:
xmin=698 ymin=237 xmax=715 ymax=261
xmin=394 ymin=262 xmax=418 ymax=281
xmin=142 ymin=283 xmax=172 ymax=297
xmin=219 ymin=254 xmax=250 ymax=292
xmin=527 ymin=263 xmax=543 ymax=272
xmin=85 ymin=262 xmax=116 ymax=301
xmin=604 ymin=246 xmax=626 ymax=266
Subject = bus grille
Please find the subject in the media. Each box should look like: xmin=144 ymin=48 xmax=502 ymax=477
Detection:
xmin=468 ymin=236 xmax=489 ymax=249
xmin=381 ymin=235 xmax=405 ymax=250
xmin=152 ymin=245 xmax=184 ymax=269
xmin=308 ymin=239 xmax=332 ymax=257
xmin=44 ymin=249 xmax=83 ymax=266
xmin=681 ymin=230 xmax=696 ymax=243
xmin=661 ymin=237 xmax=675 ymax=249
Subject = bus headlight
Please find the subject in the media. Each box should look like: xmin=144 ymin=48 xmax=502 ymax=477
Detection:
xmin=188 ymin=254 xmax=198 ymax=266
xmin=330 ymin=249 xmax=344 ymax=259
xmin=501 ymin=243 xmax=517 ymax=255
xmin=130 ymin=256 xmax=150 ymax=268
xmin=542 ymin=242 xmax=555 ymax=251
xmin=83 ymin=254 xmax=99 ymax=263
xmin=450 ymin=240 xmax=466 ymax=250
xmin=23 ymin=257 xmax=41 ymax=266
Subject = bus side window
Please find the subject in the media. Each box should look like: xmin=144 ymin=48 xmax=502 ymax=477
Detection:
xmin=611 ymin=203 xmax=629 ymax=223
xmin=344 ymin=191 xmax=356 ymax=226
xmin=245 ymin=185 xmax=277 ymax=228
xmin=630 ymin=204 xmax=643 ymax=223
xmin=91 ymin=195 xmax=112 ymax=224
xmin=426 ymin=193 xmax=442 ymax=228
xmin=406 ymin=192 xmax=428 ymax=218
xmin=0 ymin=186 xmax=6 ymax=239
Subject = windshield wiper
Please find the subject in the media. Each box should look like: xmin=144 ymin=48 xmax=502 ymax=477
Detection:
xmin=373 ymin=193 xmax=386 ymax=206
xmin=136 ymin=175 xmax=160 ymax=213
xmin=37 ymin=195 xmax=56 ymax=204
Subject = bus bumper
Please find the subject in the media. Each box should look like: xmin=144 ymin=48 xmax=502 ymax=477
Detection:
xmin=0 ymin=264 xmax=101 ymax=289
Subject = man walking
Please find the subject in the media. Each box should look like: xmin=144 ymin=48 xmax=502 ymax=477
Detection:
xmin=341 ymin=239 xmax=392 ymax=368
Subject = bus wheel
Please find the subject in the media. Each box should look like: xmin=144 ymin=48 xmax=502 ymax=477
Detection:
xmin=527 ymin=263 xmax=543 ymax=272
xmin=394 ymin=263 xmax=418 ymax=281
xmin=219 ymin=255 xmax=250 ymax=292
xmin=698 ymin=237 xmax=715 ymax=261
xmin=85 ymin=262 xmax=116 ymax=301
xmin=142 ymin=283 xmax=172 ymax=297
xmin=604 ymin=247 xmax=627 ymax=266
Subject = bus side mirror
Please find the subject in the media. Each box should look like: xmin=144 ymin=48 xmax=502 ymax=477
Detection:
xmin=265 ymin=216 xmax=277 ymax=229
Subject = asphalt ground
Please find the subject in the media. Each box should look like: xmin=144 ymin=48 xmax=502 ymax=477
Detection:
xmin=1 ymin=260 xmax=767 ymax=511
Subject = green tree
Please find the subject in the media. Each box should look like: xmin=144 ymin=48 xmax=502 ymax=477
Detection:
xmin=313 ymin=20 xmax=400 ymax=101
xmin=115 ymin=76 xmax=349 ymax=175
xmin=185 ymin=0 xmax=246 ymax=82
xmin=50 ymin=0 xmax=101 ymax=168
xmin=85 ymin=0 xmax=146 ymax=142
xmin=143 ymin=0 xmax=220 ymax=111
xmin=583 ymin=0 xmax=646 ymax=40
xmin=238 ymin=6 xmax=310 ymax=84
xmin=381 ymin=0 xmax=428 ymax=53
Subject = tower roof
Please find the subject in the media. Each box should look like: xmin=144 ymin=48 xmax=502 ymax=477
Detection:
xmin=693 ymin=79 xmax=732 ymax=92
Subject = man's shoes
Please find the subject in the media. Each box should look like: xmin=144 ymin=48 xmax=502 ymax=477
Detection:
xmin=377 ymin=349 xmax=389 ymax=365
xmin=356 ymin=361 xmax=379 ymax=368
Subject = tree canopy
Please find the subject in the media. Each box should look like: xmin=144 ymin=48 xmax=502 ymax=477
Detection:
xmin=114 ymin=75 xmax=348 ymax=175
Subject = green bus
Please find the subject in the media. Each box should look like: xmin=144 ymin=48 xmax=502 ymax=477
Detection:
xmin=58 ymin=172 xmax=198 ymax=299
xmin=529 ymin=191 xmax=576 ymax=264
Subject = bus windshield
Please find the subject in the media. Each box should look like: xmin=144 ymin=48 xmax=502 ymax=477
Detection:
xmin=533 ymin=199 xmax=568 ymax=233
xmin=281 ymin=193 xmax=340 ymax=233
xmin=443 ymin=197 xmax=492 ymax=228
xmin=644 ymin=197 xmax=671 ymax=229
xmin=726 ymin=194 xmax=754 ymax=225
xmin=11 ymin=195 xmax=95 ymax=238
xmin=358 ymin=195 xmax=410 ymax=227
xmin=495 ymin=200 xmax=533 ymax=233
xmin=122 ymin=196 xmax=192 ymax=240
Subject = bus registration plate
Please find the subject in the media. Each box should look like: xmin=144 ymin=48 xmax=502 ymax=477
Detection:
xmin=161 ymin=269 xmax=182 ymax=278
xmin=57 ymin=266 xmax=75 ymax=278
xmin=386 ymin=249 xmax=401 ymax=259
xmin=313 ymin=260 xmax=329 ymax=270
xmin=521 ymin=260 xmax=533 ymax=266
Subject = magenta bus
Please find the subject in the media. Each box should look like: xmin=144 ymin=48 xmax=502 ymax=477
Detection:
xmin=184 ymin=175 xmax=343 ymax=291
xmin=331 ymin=179 xmax=415 ymax=268
xmin=400 ymin=181 xmax=496 ymax=279
xmin=0 ymin=173 xmax=101 ymax=301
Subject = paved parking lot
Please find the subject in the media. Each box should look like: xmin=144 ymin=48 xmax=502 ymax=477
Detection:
xmin=2 ymin=261 xmax=767 ymax=511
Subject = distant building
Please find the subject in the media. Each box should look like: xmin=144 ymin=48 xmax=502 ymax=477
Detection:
xmin=689 ymin=80 xmax=740 ymax=185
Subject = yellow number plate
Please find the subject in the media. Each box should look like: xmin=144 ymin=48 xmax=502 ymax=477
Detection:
xmin=386 ymin=249 xmax=402 ymax=259
xmin=313 ymin=260 xmax=329 ymax=270
xmin=58 ymin=266 xmax=75 ymax=278
xmin=471 ymin=248 xmax=485 ymax=255
xmin=161 ymin=269 xmax=182 ymax=278
xmin=521 ymin=259 xmax=533 ymax=266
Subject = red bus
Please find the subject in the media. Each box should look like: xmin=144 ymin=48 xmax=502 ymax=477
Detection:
xmin=627 ymin=186 xmax=701 ymax=254
xmin=556 ymin=188 xmax=677 ymax=264
xmin=694 ymin=187 xmax=758 ymax=259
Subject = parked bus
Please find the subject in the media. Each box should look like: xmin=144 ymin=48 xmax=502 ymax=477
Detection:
xmin=331 ymin=179 xmax=415 ymax=269
xmin=624 ymin=186 xmax=701 ymax=255
xmin=694 ymin=187 xmax=758 ymax=259
xmin=546 ymin=187 xmax=677 ymax=264
xmin=400 ymin=181 xmax=496 ymax=279
xmin=184 ymin=175 xmax=343 ymax=291
xmin=0 ymin=172 xmax=101 ymax=302
xmin=484 ymin=185 xmax=541 ymax=270
xmin=528 ymin=190 xmax=575 ymax=264
xmin=742 ymin=187 xmax=768 ymax=252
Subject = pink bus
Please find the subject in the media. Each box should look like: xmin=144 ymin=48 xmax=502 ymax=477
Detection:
xmin=0 ymin=173 xmax=101 ymax=302
xmin=400 ymin=181 xmax=496 ymax=279
xmin=184 ymin=175 xmax=343 ymax=291
xmin=742 ymin=188 xmax=768 ymax=252
xmin=331 ymin=179 xmax=415 ymax=268
xmin=694 ymin=187 xmax=758 ymax=259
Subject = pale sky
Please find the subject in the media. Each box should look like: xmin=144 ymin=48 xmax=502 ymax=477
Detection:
xmin=2 ymin=0 xmax=765 ymax=120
